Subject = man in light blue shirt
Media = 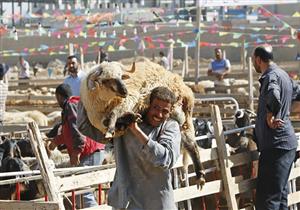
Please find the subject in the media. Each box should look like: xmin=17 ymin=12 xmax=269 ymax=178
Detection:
xmin=63 ymin=55 xmax=86 ymax=96
xmin=207 ymin=48 xmax=231 ymax=93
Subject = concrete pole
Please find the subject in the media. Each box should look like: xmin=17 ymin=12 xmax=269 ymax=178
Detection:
xmin=194 ymin=0 xmax=201 ymax=84
xmin=69 ymin=43 xmax=74 ymax=56
xmin=169 ymin=44 xmax=174 ymax=72
xmin=184 ymin=45 xmax=189 ymax=77
xmin=80 ymin=47 xmax=84 ymax=69
xmin=19 ymin=1 xmax=22 ymax=26
xmin=241 ymin=36 xmax=246 ymax=72
xmin=248 ymin=57 xmax=254 ymax=111
xmin=0 ymin=2 xmax=3 ymax=24
xmin=12 ymin=0 xmax=15 ymax=26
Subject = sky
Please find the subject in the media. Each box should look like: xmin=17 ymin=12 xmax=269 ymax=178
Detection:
xmin=3 ymin=2 xmax=30 ymax=15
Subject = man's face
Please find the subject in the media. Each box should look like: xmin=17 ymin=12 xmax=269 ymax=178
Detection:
xmin=146 ymin=98 xmax=172 ymax=127
xmin=55 ymin=93 xmax=65 ymax=108
xmin=67 ymin=57 xmax=79 ymax=75
xmin=215 ymin=49 xmax=222 ymax=60
xmin=252 ymin=55 xmax=261 ymax=73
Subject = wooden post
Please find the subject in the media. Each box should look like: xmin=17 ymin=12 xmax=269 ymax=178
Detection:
xmin=27 ymin=122 xmax=65 ymax=210
xmin=80 ymin=47 xmax=84 ymax=69
xmin=68 ymin=43 xmax=74 ymax=56
xmin=210 ymin=105 xmax=238 ymax=210
xmin=248 ymin=57 xmax=254 ymax=111
xmin=97 ymin=50 xmax=101 ymax=64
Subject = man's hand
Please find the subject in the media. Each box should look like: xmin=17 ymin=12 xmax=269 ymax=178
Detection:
xmin=116 ymin=112 xmax=142 ymax=131
xmin=266 ymin=112 xmax=284 ymax=129
xmin=70 ymin=151 xmax=81 ymax=166
xmin=57 ymin=125 xmax=62 ymax=136
xmin=216 ymin=73 xmax=224 ymax=81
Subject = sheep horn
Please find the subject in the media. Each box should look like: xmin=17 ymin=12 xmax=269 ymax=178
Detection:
xmin=126 ymin=62 xmax=135 ymax=73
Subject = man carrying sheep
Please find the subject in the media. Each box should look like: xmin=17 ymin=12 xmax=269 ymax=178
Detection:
xmin=78 ymin=86 xmax=181 ymax=210
xmin=63 ymin=55 xmax=86 ymax=96
xmin=48 ymin=84 xmax=105 ymax=208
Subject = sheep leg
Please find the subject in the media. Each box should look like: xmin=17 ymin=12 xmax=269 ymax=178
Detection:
xmin=104 ymin=111 xmax=118 ymax=139
xmin=181 ymin=131 xmax=206 ymax=189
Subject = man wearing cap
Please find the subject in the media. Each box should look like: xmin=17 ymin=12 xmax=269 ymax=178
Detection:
xmin=252 ymin=45 xmax=300 ymax=210
xmin=0 ymin=63 xmax=9 ymax=128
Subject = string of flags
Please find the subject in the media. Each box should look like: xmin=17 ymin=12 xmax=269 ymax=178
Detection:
xmin=0 ymin=30 xmax=296 ymax=57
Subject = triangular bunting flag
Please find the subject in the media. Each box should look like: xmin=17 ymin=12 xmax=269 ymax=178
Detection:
xmin=107 ymin=45 xmax=115 ymax=51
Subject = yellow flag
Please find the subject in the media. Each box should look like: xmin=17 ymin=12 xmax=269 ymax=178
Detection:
xmin=108 ymin=45 xmax=115 ymax=52
xmin=292 ymin=12 xmax=300 ymax=17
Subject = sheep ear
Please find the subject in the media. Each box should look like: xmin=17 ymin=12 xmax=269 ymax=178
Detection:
xmin=87 ymin=79 xmax=96 ymax=90
xmin=87 ymin=68 xmax=103 ymax=90
xmin=122 ymin=74 xmax=130 ymax=80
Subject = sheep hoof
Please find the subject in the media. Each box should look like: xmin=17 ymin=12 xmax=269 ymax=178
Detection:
xmin=105 ymin=132 xmax=114 ymax=139
xmin=196 ymin=177 xmax=206 ymax=190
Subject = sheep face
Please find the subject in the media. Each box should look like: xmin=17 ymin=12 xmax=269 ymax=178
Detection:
xmin=86 ymin=62 xmax=130 ymax=101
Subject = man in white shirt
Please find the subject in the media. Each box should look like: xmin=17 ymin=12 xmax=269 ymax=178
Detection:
xmin=159 ymin=51 xmax=170 ymax=71
xmin=0 ymin=63 xmax=9 ymax=128
xmin=18 ymin=56 xmax=30 ymax=79
xmin=63 ymin=55 xmax=86 ymax=96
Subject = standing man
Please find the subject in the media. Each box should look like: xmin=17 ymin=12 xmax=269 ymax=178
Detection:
xmin=159 ymin=51 xmax=170 ymax=71
xmin=49 ymin=84 xmax=105 ymax=208
xmin=18 ymin=56 xmax=30 ymax=79
xmin=96 ymin=47 xmax=109 ymax=64
xmin=207 ymin=48 xmax=231 ymax=93
xmin=77 ymin=86 xmax=181 ymax=209
xmin=0 ymin=64 xmax=9 ymax=131
xmin=63 ymin=55 xmax=86 ymax=96
xmin=253 ymin=45 xmax=300 ymax=210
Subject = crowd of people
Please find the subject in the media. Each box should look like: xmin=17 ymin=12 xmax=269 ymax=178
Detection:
xmin=0 ymin=44 xmax=299 ymax=210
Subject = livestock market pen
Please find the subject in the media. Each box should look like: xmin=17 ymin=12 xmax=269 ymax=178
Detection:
xmin=0 ymin=105 xmax=299 ymax=210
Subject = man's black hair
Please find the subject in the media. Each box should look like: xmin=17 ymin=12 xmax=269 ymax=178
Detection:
xmin=67 ymin=55 xmax=78 ymax=60
xmin=159 ymin=51 xmax=165 ymax=57
xmin=0 ymin=63 xmax=9 ymax=80
xmin=150 ymin=86 xmax=176 ymax=105
xmin=253 ymin=46 xmax=274 ymax=62
xmin=55 ymin=84 xmax=72 ymax=99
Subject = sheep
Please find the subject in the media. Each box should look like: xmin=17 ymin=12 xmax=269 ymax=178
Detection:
xmin=80 ymin=58 xmax=205 ymax=188
xmin=4 ymin=110 xmax=49 ymax=126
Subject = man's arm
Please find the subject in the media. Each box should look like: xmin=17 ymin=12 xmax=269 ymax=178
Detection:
xmin=207 ymin=62 xmax=214 ymax=76
xmin=129 ymin=120 xmax=181 ymax=169
xmin=65 ymin=102 xmax=85 ymax=166
xmin=265 ymin=75 xmax=284 ymax=128
xmin=221 ymin=59 xmax=231 ymax=77
xmin=24 ymin=61 xmax=30 ymax=71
